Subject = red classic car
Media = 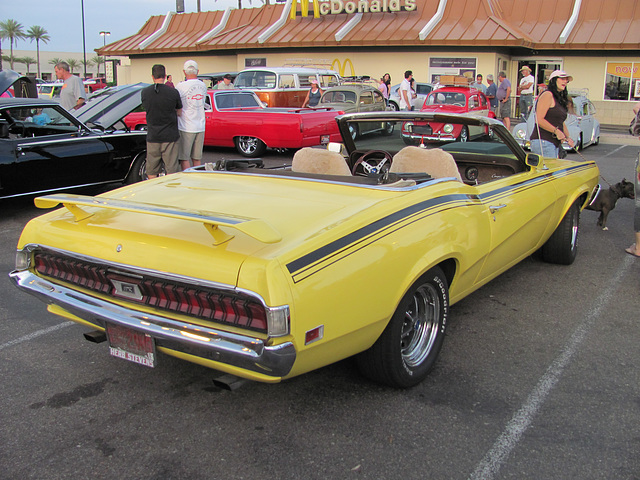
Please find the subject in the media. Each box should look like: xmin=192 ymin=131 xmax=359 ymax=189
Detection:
xmin=84 ymin=78 xmax=108 ymax=93
xmin=402 ymin=86 xmax=495 ymax=144
xmin=124 ymin=89 xmax=343 ymax=157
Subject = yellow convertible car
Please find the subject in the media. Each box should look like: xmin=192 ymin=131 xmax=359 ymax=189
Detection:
xmin=10 ymin=112 xmax=599 ymax=388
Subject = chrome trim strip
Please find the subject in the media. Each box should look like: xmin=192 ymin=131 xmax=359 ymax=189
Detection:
xmin=9 ymin=270 xmax=296 ymax=377
xmin=0 ymin=180 xmax=123 ymax=200
xmin=17 ymin=136 xmax=95 ymax=147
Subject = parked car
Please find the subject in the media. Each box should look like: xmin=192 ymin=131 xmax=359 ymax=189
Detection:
xmin=83 ymin=78 xmax=108 ymax=92
xmin=401 ymin=86 xmax=494 ymax=144
xmin=37 ymin=82 xmax=64 ymax=100
xmin=0 ymin=76 xmax=148 ymax=199
xmin=511 ymin=94 xmax=601 ymax=151
xmin=318 ymin=84 xmax=390 ymax=139
xmin=124 ymin=89 xmax=343 ymax=157
xmin=388 ymin=81 xmax=434 ymax=111
xmin=233 ymin=67 xmax=340 ymax=107
xmin=10 ymin=110 xmax=599 ymax=388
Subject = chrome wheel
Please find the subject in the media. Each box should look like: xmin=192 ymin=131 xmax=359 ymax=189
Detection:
xmin=356 ymin=267 xmax=448 ymax=388
xmin=401 ymin=284 xmax=441 ymax=367
xmin=235 ymin=136 xmax=266 ymax=157
xmin=457 ymin=126 xmax=469 ymax=142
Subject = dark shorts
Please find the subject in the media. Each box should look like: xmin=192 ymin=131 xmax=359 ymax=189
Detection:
xmin=498 ymin=99 xmax=511 ymax=119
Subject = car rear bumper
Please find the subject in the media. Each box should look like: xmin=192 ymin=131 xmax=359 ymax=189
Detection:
xmin=10 ymin=270 xmax=296 ymax=378
xmin=402 ymin=132 xmax=456 ymax=143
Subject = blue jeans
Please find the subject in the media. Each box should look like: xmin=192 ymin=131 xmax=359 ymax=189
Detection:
xmin=530 ymin=138 xmax=558 ymax=158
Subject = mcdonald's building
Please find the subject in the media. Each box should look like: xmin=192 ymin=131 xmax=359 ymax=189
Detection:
xmin=101 ymin=0 xmax=640 ymax=126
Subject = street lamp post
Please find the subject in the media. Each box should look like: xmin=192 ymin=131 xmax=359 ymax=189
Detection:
xmin=99 ymin=31 xmax=110 ymax=80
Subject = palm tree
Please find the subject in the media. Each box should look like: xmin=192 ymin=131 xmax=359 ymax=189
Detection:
xmin=81 ymin=58 xmax=92 ymax=76
xmin=16 ymin=56 xmax=37 ymax=74
xmin=0 ymin=19 xmax=26 ymax=70
xmin=91 ymin=56 xmax=104 ymax=77
xmin=26 ymin=25 xmax=50 ymax=79
xmin=66 ymin=58 xmax=80 ymax=75
xmin=48 ymin=57 xmax=62 ymax=67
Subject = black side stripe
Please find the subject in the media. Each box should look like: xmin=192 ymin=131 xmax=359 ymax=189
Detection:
xmin=286 ymin=193 xmax=475 ymax=276
xmin=286 ymin=163 xmax=597 ymax=280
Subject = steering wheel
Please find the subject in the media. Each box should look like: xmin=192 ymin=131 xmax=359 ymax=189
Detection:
xmin=8 ymin=121 xmax=26 ymax=137
xmin=351 ymin=150 xmax=393 ymax=182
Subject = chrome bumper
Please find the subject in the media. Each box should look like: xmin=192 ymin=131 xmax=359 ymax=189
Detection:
xmin=401 ymin=133 xmax=455 ymax=143
xmin=10 ymin=270 xmax=296 ymax=377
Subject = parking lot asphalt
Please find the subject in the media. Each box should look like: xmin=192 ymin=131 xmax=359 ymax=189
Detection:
xmin=1 ymin=142 xmax=639 ymax=480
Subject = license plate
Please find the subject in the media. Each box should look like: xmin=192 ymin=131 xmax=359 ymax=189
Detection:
xmin=320 ymin=134 xmax=330 ymax=144
xmin=106 ymin=323 xmax=156 ymax=368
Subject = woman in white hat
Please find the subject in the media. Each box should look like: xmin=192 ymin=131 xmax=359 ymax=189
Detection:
xmin=530 ymin=70 xmax=575 ymax=158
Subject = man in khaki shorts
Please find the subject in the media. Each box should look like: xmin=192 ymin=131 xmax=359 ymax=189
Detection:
xmin=176 ymin=60 xmax=210 ymax=170
xmin=140 ymin=64 xmax=182 ymax=178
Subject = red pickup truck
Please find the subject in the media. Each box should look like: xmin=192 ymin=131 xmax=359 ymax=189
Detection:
xmin=124 ymin=89 xmax=343 ymax=157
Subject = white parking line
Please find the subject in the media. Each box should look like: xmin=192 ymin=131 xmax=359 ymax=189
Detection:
xmin=0 ymin=321 xmax=75 ymax=352
xmin=468 ymin=255 xmax=633 ymax=480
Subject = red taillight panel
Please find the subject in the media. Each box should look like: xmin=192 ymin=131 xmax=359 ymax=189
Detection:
xmin=33 ymin=251 xmax=268 ymax=334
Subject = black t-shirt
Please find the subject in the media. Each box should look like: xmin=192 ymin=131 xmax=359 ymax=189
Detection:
xmin=141 ymin=83 xmax=182 ymax=143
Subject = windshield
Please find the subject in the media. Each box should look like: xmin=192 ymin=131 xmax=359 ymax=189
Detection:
xmin=1 ymin=105 xmax=78 ymax=130
xmin=321 ymin=90 xmax=357 ymax=104
xmin=426 ymin=91 xmax=467 ymax=107
xmin=215 ymin=92 xmax=263 ymax=109
xmin=346 ymin=117 xmax=516 ymax=161
xmin=234 ymin=71 xmax=277 ymax=89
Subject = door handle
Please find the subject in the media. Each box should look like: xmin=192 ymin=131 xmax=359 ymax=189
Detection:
xmin=489 ymin=204 xmax=507 ymax=214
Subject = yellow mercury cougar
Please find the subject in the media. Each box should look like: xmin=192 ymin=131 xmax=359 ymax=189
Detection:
xmin=10 ymin=112 xmax=599 ymax=388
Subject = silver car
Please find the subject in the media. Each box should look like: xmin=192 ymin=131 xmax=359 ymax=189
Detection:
xmin=512 ymin=94 xmax=600 ymax=151
xmin=388 ymin=82 xmax=435 ymax=111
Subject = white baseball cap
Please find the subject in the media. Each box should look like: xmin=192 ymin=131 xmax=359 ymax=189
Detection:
xmin=183 ymin=60 xmax=198 ymax=71
xmin=549 ymin=70 xmax=573 ymax=82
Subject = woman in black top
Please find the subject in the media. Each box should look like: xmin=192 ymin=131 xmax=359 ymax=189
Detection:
xmin=530 ymin=70 xmax=575 ymax=158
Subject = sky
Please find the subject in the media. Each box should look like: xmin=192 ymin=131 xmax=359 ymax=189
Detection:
xmin=2 ymin=0 xmax=252 ymax=54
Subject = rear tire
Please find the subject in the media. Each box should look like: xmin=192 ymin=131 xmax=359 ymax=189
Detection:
xmin=356 ymin=267 xmax=449 ymax=388
xmin=126 ymin=152 xmax=147 ymax=184
xmin=541 ymin=202 xmax=580 ymax=265
xmin=235 ymin=136 xmax=266 ymax=158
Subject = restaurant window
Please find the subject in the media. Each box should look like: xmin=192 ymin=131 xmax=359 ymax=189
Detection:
xmin=604 ymin=62 xmax=640 ymax=101
xmin=429 ymin=57 xmax=476 ymax=84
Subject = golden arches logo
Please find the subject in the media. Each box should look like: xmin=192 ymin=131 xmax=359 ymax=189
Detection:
xmin=331 ymin=58 xmax=355 ymax=77
xmin=290 ymin=0 xmax=321 ymax=19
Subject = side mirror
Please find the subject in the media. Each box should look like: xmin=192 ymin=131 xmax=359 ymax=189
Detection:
xmin=526 ymin=153 xmax=541 ymax=167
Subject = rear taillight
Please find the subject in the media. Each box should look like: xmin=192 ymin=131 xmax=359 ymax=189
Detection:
xmin=30 ymin=250 xmax=289 ymax=335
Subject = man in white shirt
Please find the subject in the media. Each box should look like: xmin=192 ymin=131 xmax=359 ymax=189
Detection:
xmin=176 ymin=60 xmax=210 ymax=171
xmin=399 ymin=70 xmax=413 ymax=111
xmin=518 ymin=65 xmax=535 ymax=120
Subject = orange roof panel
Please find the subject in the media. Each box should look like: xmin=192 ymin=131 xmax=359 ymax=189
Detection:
xmin=98 ymin=0 xmax=640 ymax=56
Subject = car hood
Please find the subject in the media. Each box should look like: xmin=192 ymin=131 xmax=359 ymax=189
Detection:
xmin=0 ymin=70 xmax=37 ymax=97
xmin=75 ymin=83 xmax=149 ymax=129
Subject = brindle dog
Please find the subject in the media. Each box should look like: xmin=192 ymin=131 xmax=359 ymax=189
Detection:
xmin=585 ymin=179 xmax=635 ymax=230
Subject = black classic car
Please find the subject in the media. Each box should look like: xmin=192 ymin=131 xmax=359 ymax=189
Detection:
xmin=0 ymin=71 xmax=148 ymax=200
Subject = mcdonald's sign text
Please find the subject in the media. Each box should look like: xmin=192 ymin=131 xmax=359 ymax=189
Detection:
xmin=318 ymin=0 xmax=416 ymax=15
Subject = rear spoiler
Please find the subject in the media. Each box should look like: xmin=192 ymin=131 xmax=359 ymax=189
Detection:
xmin=34 ymin=194 xmax=281 ymax=245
